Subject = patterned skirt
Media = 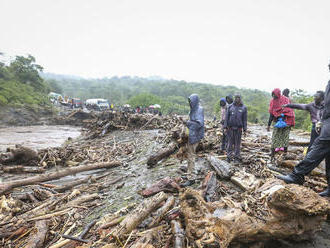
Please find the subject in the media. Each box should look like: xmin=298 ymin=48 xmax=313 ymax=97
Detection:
xmin=271 ymin=127 xmax=291 ymax=149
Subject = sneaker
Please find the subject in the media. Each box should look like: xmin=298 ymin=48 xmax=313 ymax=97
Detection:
xmin=275 ymin=148 xmax=280 ymax=152
xmin=279 ymin=147 xmax=284 ymax=151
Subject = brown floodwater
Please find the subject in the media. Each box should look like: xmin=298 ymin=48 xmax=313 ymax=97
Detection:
xmin=0 ymin=125 xmax=81 ymax=152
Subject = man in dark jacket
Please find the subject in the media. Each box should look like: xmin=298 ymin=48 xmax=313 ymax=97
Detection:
xmin=278 ymin=80 xmax=330 ymax=197
xmin=224 ymin=93 xmax=247 ymax=163
xmin=283 ymin=91 xmax=324 ymax=152
xmin=184 ymin=94 xmax=204 ymax=185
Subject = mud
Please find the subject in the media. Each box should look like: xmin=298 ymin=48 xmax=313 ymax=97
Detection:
xmin=0 ymin=122 xmax=329 ymax=247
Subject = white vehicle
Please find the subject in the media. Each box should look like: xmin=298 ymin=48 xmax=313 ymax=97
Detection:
xmin=85 ymin=98 xmax=110 ymax=110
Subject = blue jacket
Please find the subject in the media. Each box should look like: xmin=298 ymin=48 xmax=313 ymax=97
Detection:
xmin=187 ymin=94 xmax=205 ymax=144
xmin=224 ymin=102 xmax=247 ymax=131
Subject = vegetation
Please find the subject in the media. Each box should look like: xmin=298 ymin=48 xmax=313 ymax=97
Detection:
xmin=0 ymin=54 xmax=52 ymax=107
xmin=42 ymin=74 xmax=272 ymax=123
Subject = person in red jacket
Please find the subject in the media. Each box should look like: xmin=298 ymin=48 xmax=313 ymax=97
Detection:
xmin=267 ymin=88 xmax=295 ymax=159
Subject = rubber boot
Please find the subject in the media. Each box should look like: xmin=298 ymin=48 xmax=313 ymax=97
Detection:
xmin=277 ymin=173 xmax=304 ymax=185
xmin=319 ymin=176 xmax=330 ymax=197
xmin=319 ymin=188 xmax=330 ymax=197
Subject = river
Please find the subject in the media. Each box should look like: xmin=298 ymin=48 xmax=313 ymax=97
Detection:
xmin=0 ymin=125 xmax=81 ymax=152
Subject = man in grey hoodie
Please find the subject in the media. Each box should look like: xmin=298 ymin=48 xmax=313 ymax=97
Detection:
xmin=183 ymin=94 xmax=204 ymax=186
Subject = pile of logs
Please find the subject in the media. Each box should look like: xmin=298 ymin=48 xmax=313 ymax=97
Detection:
xmin=0 ymin=112 xmax=329 ymax=248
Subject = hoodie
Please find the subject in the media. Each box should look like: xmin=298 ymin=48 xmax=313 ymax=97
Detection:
xmin=187 ymin=94 xmax=205 ymax=144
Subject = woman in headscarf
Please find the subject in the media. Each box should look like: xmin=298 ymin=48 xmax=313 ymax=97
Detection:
xmin=267 ymin=88 xmax=295 ymax=159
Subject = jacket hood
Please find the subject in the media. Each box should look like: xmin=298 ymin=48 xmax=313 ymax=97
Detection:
xmin=189 ymin=94 xmax=200 ymax=110
xmin=272 ymin=88 xmax=282 ymax=98
xmin=220 ymin=98 xmax=226 ymax=104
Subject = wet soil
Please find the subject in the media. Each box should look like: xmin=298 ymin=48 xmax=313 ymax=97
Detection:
xmin=0 ymin=124 xmax=329 ymax=247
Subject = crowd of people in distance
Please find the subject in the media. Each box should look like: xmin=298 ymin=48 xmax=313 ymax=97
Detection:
xmin=181 ymin=62 xmax=330 ymax=197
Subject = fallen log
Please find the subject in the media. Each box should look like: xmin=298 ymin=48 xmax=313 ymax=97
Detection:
xmin=147 ymin=143 xmax=178 ymax=167
xmin=112 ymin=192 xmax=168 ymax=239
xmin=206 ymin=155 xmax=232 ymax=179
xmin=230 ymin=171 xmax=260 ymax=191
xmin=139 ymin=177 xmax=181 ymax=197
xmin=1 ymin=165 xmax=46 ymax=174
xmin=180 ymin=181 xmax=330 ymax=248
xmin=25 ymin=220 xmax=48 ymax=248
xmin=148 ymin=195 xmax=175 ymax=228
xmin=54 ymin=176 xmax=92 ymax=193
xmin=289 ymin=140 xmax=310 ymax=146
xmin=0 ymin=161 xmax=121 ymax=195
xmin=201 ymin=171 xmax=219 ymax=202
xmin=171 ymin=220 xmax=185 ymax=248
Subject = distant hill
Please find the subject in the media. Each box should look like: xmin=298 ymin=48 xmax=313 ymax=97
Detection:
xmin=42 ymin=73 xmax=271 ymax=122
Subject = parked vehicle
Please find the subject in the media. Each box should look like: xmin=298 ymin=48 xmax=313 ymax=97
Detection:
xmin=85 ymin=99 xmax=110 ymax=111
xmin=48 ymin=92 xmax=63 ymax=104
xmin=70 ymin=98 xmax=83 ymax=108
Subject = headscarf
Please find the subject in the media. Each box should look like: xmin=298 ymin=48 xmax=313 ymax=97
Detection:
xmin=269 ymin=88 xmax=295 ymax=126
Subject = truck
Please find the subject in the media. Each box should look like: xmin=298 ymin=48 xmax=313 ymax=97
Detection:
xmin=85 ymin=99 xmax=110 ymax=111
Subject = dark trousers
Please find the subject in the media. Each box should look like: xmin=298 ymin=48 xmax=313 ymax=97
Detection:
xmin=293 ymin=137 xmax=330 ymax=184
xmin=226 ymin=128 xmax=242 ymax=160
xmin=221 ymin=131 xmax=227 ymax=151
xmin=307 ymin=123 xmax=319 ymax=153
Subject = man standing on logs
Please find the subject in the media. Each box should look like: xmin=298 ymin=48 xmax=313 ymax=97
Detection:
xmin=219 ymin=98 xmax=228 ymax=154
xmin=283 ymin=91 xmax=324 ymax=153
xmin=224 ymin=93 xmax=247 ymax=163
xmin=182 ymin=94 xmax=205 ymax=187
xmin=278 ymin=64 xmax=330 ymax=197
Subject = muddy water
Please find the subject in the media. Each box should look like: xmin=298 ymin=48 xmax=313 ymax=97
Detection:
xmin=0 ymin=125 xmax=81 ymax=152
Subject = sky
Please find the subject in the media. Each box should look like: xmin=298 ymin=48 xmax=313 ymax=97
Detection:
xmin=1 ymin=0 xmax=330 ymax=93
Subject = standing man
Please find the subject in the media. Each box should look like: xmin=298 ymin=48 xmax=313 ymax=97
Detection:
xmin=283 ymin=91 xmax=324 ymax=152
xmin=278 ymin=63 xmax=330 ymax=197
xmin=224 ymin=93 xmax=247 ymax=163
xmin=226 ymin=94 xmax=233 ymax=105
xmin=183 ymin=93 xmax=205 ymax=186
xmin=219 ymin=98 xmax=227 ymax=153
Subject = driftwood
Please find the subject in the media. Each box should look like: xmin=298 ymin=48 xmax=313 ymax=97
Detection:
xmin=139 ymin=177 xmax=181 ymax=197
xmin=0 ymin=161 xmax=121 ymax=195
xmin=147 ymin=143 xmax=178 ymax=167
xmin=201 ymin=171 xmax=219 ymax=202
xmin=206 ymin=155 xmax=232 ymax=179
xmin=230 ymin=171 xmax=260 ymax=191
xmin=171 ymin=220 xmax=185 ymax=248
xmin=54 ymin=176 xmax=92 ymax=193
xmin=1 ymin=165 xmax=46 ymax=174
xmin=148 ymin=195 xmax=175 ymax=228
xmin=0 ymin=145 xmax=38 ymax=165
xmin=289 ymin=140 xmax=310 ymax=146
xmin=25 ymin=220 xmax=48 ymax=248
xmin=180 ymin=181 xmax=330 ymax=248
xmin=112 ymin=192 xmax=168 ymax=239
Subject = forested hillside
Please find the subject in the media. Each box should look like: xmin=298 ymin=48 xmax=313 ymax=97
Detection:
xmin=0 ymin=55 xmax=52 ymax=107
xmin=43 ymin=73 xmax=272 ymax=123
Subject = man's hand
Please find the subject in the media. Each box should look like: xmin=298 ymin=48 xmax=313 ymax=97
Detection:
xmin=243 ymin=130 xmax=247 ymax=137
xmin=267 ymin=126 xmax=270 ymax=132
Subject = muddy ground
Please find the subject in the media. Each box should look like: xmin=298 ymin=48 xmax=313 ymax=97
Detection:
xmin=1 ymin=120 xmax=329 ymax=247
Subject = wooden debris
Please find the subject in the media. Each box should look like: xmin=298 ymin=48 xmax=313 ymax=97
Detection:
xmin=139 ymin=177 xmax=181 ymax=197
xmin=206 ymin=155 xmax=232 ymax=179
xmin=147 ymin=143 xmax=179 ymax=167
xmin=25 ymin=220 xmax=48 ymax=248
xmin=112 ymin=192 xmax=168 ymax=239
xmin=0 ymin=161 xmax=121 ymax=195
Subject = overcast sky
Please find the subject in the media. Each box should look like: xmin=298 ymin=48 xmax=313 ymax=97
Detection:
xmin=1 ymin=0 xmax=329 ymax=93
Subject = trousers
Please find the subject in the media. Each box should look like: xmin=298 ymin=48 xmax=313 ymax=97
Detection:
xmin=226 ymin=128 xmax=242 ymax=160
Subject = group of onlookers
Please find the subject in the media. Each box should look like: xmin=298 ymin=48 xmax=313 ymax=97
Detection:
xmin=182 ymin=62 xmax=330 ymax=197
